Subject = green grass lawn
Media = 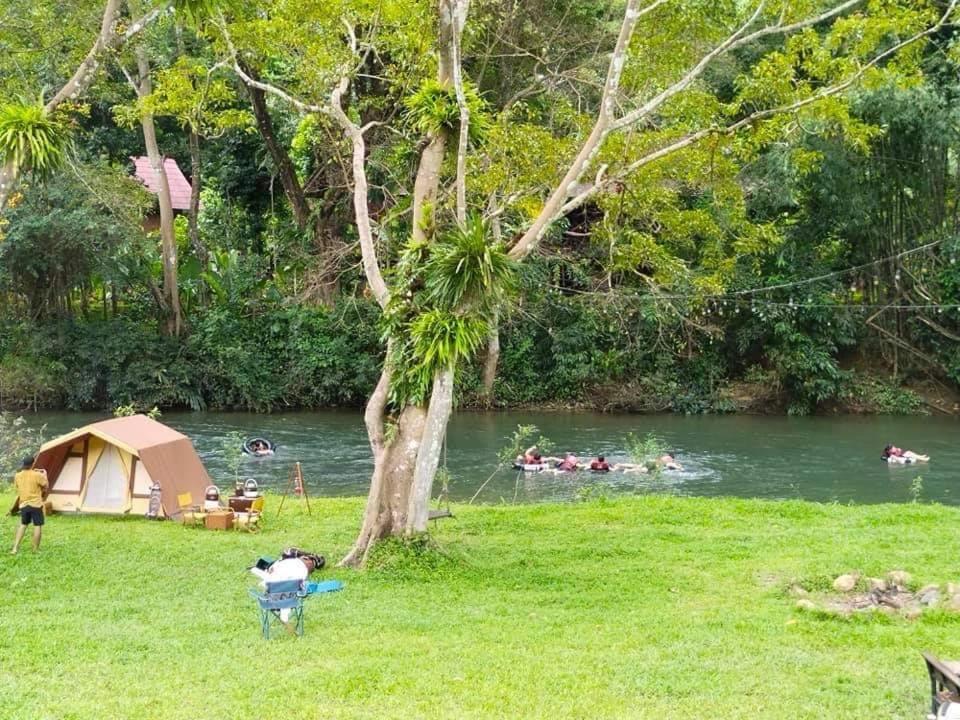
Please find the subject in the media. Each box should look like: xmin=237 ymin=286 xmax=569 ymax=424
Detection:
xmin=1 ymin=490 xmax=958 ymax=719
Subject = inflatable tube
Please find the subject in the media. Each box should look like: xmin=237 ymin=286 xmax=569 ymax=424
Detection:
xmin=883 ymin=455 xmax=926 ymax=464
xmin=243 ymin=437 xmax=276 ymax=456
xmin=513 ymin=462 xmax=550 ymax=472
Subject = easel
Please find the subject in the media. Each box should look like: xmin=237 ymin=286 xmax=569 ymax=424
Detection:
xmin=276 ymin=462 xmax=311 ymax=517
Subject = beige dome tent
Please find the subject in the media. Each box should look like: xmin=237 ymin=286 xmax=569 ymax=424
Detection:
xmin=34 ymin=415 xmax=210 ymax=518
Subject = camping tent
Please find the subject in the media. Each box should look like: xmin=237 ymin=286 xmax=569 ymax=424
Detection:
xmin=34 ymin=415 xmax=210 ymax=518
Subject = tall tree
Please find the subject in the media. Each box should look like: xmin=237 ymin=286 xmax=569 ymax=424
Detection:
xmin=326 ymin=0 xmax=956 ymax=564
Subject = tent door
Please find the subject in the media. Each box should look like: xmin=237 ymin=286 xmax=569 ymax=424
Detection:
xmin=80 ymin=443 xmax=132 ymax=513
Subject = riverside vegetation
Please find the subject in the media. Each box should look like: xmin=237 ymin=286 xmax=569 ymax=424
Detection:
xmin=2 ymin=490 xmax=960 ymax=719
xmin=2 ymin=1 xmax=960 ymax=418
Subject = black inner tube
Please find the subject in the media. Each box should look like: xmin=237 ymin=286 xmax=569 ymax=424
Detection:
xmin=243 ymin=438 xmax=275 ymax=454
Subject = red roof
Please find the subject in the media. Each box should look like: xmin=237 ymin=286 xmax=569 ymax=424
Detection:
xmin=131 ymin=156 xmax=193 ymax=210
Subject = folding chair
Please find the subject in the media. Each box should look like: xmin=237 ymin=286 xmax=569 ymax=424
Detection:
xmin=176 ymin=492 xmax=205 ymax=527
xmin=249 ymin=579 xmax=306 ymax=639
xmin=235 ymin=496 xmax=265 ymax=533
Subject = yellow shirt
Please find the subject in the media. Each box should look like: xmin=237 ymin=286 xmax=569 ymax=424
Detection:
xmin=15 ymin=469 xmax=48 ymax=508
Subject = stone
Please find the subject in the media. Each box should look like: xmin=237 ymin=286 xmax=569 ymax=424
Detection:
xmin=948 ymin=594 xmax=960 ymax=612
xmin=919 ymin=589 xmax=941 ymax=607
xmin=796 ymin=599 xmax=817 ymax=611
xmin=788 ymin=585 xmax=808 ymax=597
xmin=888 ymin=570 xmax=912 ymax=588
xmin=903 ymin=605 xmax=923 ymax=621
xmin=868 ymin=577 xmax=887 ymax=592
xmin=947 ymin=583 xmax=960 ymax=597
xmin=833 ymin=573 xmax=859 ymax=593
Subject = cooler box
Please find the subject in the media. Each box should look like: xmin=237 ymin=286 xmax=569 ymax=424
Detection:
xmin=205 ymin=511 xmax=234 ymax=531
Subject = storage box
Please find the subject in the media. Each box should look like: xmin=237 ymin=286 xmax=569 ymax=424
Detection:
xmin=205 ymin=511 xmax=234 ymax=530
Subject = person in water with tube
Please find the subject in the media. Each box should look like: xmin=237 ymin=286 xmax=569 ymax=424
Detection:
xmin=882 ymin=444 xmax=929 ymax=463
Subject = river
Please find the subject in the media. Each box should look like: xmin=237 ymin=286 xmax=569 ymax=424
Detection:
xmin=15 ymin=410 xmax=959 ymax=506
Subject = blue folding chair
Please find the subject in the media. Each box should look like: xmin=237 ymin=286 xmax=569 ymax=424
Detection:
xmin=249 ymin=579 xmax=307 ymax=639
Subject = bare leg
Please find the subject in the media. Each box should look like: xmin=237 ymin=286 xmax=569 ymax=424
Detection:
xmin=32 ymin=526 xmax=42 ymax=552
xmin=11 ymin=524 xmax=26 ymax=554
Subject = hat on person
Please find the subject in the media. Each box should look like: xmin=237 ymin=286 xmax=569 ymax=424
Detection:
xmin=21 ymin=456 xmax=34 ymax=468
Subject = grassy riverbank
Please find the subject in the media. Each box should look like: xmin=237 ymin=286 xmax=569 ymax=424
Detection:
xmin=2 ymin=492 xmax=958 ymax=719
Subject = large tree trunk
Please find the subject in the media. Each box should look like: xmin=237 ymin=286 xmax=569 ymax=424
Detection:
xmin=339 ymin=367 xmax=453 ymax=567
xmin=137 ymin=47 xmax=183 ymax=337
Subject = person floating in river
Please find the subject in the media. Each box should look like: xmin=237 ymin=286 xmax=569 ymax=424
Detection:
xmin=516 ymin=445 xmax=540 ymax=465
xmin=556 ymin=453 xmax=580 ymax=472
xmin=590 ymin=456 xmax=611 ymax=473
xmin=882 ymin=444 xmax=930 ymax=463
xmin=657 ymin=453 xmax=683 ymax=471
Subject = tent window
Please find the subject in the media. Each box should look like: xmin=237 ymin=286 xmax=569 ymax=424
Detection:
xmin=132 ymin=459 xmax=154 ymax=496
xmin=55 ymin=456 xmax=83 ymax=493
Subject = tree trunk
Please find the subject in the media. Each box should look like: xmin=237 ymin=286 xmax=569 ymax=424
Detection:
xmin=187 ymin=129 xmax=206 ymax=263
xmin=407 ymin=366 xmax=455 ymax=532
xmin=137 ymin=47 xmax=183 ymax=337
xmin=339 ymin=368 xmax=454 ymax=566
xmin=480 ymin=316 xmax=500 ymax=404
xmin=243 ymin=63 xmax=336 ymax=302
xmin=333 ymin=3 xmax=470 ymax=565
xmin=0 ymin=161 xmax=16 ymax=214
xmin=244 ymin=65 xmax=312 ymax=229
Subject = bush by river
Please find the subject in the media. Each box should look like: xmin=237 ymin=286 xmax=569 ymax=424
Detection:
xmin=0 ymin=303 xmax=946 ymax=416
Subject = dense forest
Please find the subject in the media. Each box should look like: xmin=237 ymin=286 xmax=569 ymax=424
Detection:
xmin=2 ymin=0 xmax=959 ymax=420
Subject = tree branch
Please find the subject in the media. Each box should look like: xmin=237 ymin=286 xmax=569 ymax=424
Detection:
xmin=508 ymin=0 xmax=648 ymax=259
xmin=330 ymin=77 xmax=390 ymax=308
xmin=556 ymin=0 xmax=958 ymax=218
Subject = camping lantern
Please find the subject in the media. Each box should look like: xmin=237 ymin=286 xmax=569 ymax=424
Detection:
xmin=243 ymin=479 xmax=259 ymax=498
xmin=204 ymin=485 xmax=221 ymax=511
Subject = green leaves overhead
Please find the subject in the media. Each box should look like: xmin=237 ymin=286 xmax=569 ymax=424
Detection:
xmin=0 ymin=101 xmax=70 ymax=177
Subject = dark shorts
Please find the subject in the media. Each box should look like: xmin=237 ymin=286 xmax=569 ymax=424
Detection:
xmin=19 ymin=506 xmax=44 ymax=526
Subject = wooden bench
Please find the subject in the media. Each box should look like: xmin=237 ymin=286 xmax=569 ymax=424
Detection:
xmin=922 ymin=651 xmax=960 ymax=715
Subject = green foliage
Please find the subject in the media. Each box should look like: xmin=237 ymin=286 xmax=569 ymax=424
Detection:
xmin=113 ymin=403 xmax=161 ymax=419
xmin=424 ymin=216 xmax=517 ymax=311
xmin=410 ymin=310 xmax=488 ymax=370
xmin=0 ymin=413 xmax=45 ymax=482
xmin=625 ymin=432 xmax=667 ymax=466
xmin=384 ymin=219 xmax=516 ymax=406
xmin=498 ymin=424 xmax=553 ymax=464
xmin=404 ymin=79 xmax=490 ymax=142
xmin=0 ymin=100 xmax=69 ymax=176
xmin=220 ymin=430 xmax=245 ymax=484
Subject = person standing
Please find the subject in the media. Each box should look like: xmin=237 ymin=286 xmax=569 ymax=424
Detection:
xmin=11 ymin=457 xmax=48 ymax=554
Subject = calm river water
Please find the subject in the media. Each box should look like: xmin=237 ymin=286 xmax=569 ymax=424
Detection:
xmin=17 ymin=411 xmax=960 ymax=506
